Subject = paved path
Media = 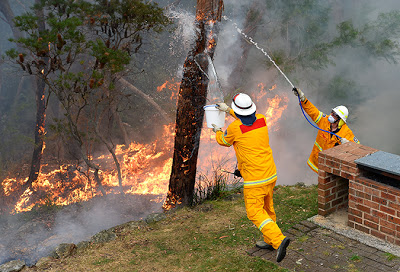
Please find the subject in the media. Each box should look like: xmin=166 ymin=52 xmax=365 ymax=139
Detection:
xmin=247 ymin=220 xmax=400 ymax=271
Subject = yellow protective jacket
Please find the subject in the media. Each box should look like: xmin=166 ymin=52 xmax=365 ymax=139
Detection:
xmin=215 ymin=110 xmax=277 ymax=187
xmin=301 ymin=98 xmax=360 ymax=173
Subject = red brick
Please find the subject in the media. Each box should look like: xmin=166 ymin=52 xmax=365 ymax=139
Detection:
xmin=349 ymin=195 xmax=363 ymax=204
xmin=319 ymin=181 xmax=337 ymax=190
xmin=318 ymin=176 xmax=331 ymax=184
xmin=332 ymin=197 xmax=345 ymax=207
xmin=387 ymin=236 xmax=395 ymax=244
xmin=364 ymin=213 xmax=379 ymax=224
xmin=319 ymin=164 xmax=332 ymax=174
xmin=381 ymin=192 xmax=397 ymax=202
xmin=381 ymin=220 xmax=396 ymax=230
xmin=325 ymin=194 xmax=337 ymax=203
xmin=372 ymin=209 xmax=387 ymax=220
xmin=318 ymin=170 xmax=328 ymax=178
xmin=356 ymin=204 xmax=371 ymax=214
xmin=341 ymin=172 xmax=357 ymax=181
xmin=349 ymin=214 xmax=362 ymax=224
xmin=349 ymin=182 xmax=364 ymax=191
xmin=364 ymin=187 xmax=380 ymax=197
xmin=341 ymin=164 xmax=359 ymax=174
xmin=372 ymin=196 xmax=387 ymax=206
xmin=349 ymin=148 xmax=374 ymax=157
xmin=326 ymin=159 xmax=340 ymax=169
xmin=337 ymin=189 xmax=348 ymax=198
xmin=348 ymin=221 xmax=355 ymax=228
xmin=359 ymin=145 xmax=379 ymax=153
xmin=381 ymin=206 xmax=396 ymax=216
xmin=389 ymin=202 xmax=400 ymax=211
xmin=363 ymin=199 xmax=380 ymax=210
xmin=318 ymin=188 xmax=331 ymax=197
xmin=333 ymin=169 xmax=341 ymax=176
xmin=388 ymin=216 xmax=400 ymax=225
xmin=381 ymin=226 xmax=396 ymax=236
xmin=355 ymin=223 xmax=370 ymax=234
xmin=395 ymin=239 xmax=400 ymax=246
xmin=371 ymin=229 xmax=386 ymax=240
xmin=318 ymin=202 xmax=330 ymax=210
xmin=343 ymin=160 xmax=357 ymax=168
xmin=364 ymin=220 xmax=379 ymax=230
xmin=349 ymin=207 xmax=362 ymax=217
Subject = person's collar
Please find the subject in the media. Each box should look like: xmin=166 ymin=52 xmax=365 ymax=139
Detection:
xmin=236 ymin=112 xmax=256 ymax=126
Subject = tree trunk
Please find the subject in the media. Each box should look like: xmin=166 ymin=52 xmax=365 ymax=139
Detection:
xmin=0 ymin=0 xmax=22 ymax=39
xmin=227 ymin=1 xmax=264 ymax=93
xmin=11 ymin=1 xmax=48 ymax=204
xmin=164 ymin=0 xmax=224 ymax=209
xmin=25 ymin=1 xmax=48 ymax=190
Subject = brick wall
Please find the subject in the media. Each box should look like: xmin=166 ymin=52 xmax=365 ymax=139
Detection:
xmin=318 ymin=142 xmax=400 ymax=245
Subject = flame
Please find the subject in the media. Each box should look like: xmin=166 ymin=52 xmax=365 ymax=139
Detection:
xmin=3 ymin=124 xmax=175 ymax=214
xmin=157 ymin=79 xmax=180 ymax=101
xmin=2 ymin=81 xmax=288 ymax=214
xmin=255 ymin=83 xmax=288 ymax=131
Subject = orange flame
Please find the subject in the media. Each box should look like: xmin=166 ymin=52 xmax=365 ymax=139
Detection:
xmin=2 ymin=83 xmax=288 ymax=214
xmin=157 ymin=79 xmax=180 ymax=101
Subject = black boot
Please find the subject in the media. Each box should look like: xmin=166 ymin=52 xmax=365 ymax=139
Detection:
xmin=276 ymin=237 xmax=290 ymax=262
xmin=255 ymin=241 xmax=274 ymax=250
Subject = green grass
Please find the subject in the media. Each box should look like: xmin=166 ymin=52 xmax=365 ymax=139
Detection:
xmin=23 ymin=184 xmax=318 ymax=272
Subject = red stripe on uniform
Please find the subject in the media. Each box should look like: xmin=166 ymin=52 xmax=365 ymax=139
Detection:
xmin=240 ymin=118 xmax=266 ymax=134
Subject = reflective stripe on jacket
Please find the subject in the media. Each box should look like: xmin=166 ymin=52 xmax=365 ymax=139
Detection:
xmin=215 ymin=110 xmax=277 ymax=187
xmin=301 ymin=98 xmax=360 ymax=173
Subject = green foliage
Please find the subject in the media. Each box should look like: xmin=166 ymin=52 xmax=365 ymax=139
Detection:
xmin=384 ymin=252 xmax=398 ymax=261
xmin=350 ymin=254 xmax=361 ymax=262
xmin=4 ymin=0 xmax=171 ymax=168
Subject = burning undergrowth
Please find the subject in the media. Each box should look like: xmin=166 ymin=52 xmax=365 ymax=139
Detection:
xmin=0 ymin=78 xmax=288 ymax=266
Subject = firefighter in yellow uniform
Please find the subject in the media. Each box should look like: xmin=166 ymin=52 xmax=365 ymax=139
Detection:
xmin=212 ymin=93 xmax=290 ymax=263
xmin=293 ymin=88 xmax=360 ymax=173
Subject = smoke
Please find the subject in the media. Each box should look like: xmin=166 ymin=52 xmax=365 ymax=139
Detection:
xmin=0 ymin=194 xmax=162 ymax=265
xmin=201 ymin=0 xmax=400 ymax=186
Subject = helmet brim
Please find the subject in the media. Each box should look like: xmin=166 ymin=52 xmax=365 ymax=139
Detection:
xmin=231 ymin=101 xmax=256 ymax=116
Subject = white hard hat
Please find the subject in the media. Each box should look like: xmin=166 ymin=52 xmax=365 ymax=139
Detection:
xmin=231 ymin=93 xmax=256 ymax=116
xmin=332 ymin=105 xmax=349 ymax=123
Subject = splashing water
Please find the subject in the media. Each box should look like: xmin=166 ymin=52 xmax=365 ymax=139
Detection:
xmin=167 ymin=9 xmax=197 ymax=53
xmin=222 ymin=16 xmax=295 ymax=88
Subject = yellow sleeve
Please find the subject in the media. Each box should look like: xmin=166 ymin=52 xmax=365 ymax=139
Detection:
xmin=215 ymin=126 xmax=234 ymax=147
xmin=301 ymin=98 xmax=324 ymax=124
xmin=229 ymin=109 xmax=239 ymax=120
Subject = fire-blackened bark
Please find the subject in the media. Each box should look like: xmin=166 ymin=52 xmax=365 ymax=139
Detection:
xmin=164 ymin=0 xmax=224 ymax=209
xmin=19 ymin=1 xmax=48 ymax=195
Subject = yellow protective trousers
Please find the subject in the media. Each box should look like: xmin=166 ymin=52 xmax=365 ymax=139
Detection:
xmin=243 ymin=181 xmax=286 ymax=249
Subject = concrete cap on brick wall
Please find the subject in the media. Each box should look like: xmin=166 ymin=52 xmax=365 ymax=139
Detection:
xmin=355 ymin=151 xmax=400 ymax=177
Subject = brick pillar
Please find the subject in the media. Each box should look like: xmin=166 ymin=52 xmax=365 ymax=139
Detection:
xmin=317 ymin=142 xmax=378 ymax=216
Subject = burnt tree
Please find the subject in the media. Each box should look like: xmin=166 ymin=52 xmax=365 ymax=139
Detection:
xmin=164 ymin=0 xmax=224 ymax=209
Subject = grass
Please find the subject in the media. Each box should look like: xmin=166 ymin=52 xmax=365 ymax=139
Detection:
xmin=24 ymin=184 xmax=318 ymax=272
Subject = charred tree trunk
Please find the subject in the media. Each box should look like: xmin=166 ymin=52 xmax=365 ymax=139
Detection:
xmin=14 ymin=1 xmax=48 ymax=201
xmin=164 ymin=0 xmax=224 ymax=209
xmin=27 ymin=78 xmax=46 ymax=188
xmin=227 ymin=1 xmax=264 ymax=93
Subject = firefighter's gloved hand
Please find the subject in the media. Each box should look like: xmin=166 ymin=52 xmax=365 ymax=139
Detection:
xmin=212 ymin=124 xmax=222 ymax=133
xmin=293 ymin=88 xmax=306 ymax=102
xmin=234 ymin=169 xmax=242 ymax=178
xmin=216 ymin=102 xmax=231 ymax=113
xmin=340 ymin=138 xmax=349 ymax=144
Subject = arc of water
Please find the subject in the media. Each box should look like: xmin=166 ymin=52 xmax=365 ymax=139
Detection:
xmin=222 ymin=16 xmax=294 ymax=88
